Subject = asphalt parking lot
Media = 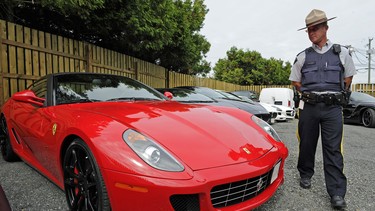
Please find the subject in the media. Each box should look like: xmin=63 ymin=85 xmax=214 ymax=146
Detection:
xmin=0 ymin=119 xmax=374 ymax=211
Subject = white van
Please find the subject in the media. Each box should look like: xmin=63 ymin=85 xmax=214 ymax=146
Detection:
xmin=259 ymin=88 xmax=295 ymax=109
xmin=259 ymin=88 xmax=296 ymax=119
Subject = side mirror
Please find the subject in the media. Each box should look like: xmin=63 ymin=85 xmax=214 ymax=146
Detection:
xmin=164 ymin=91 xmax=173 ymax=100
xmin=12 ymin=90 xmax=45 ymax=107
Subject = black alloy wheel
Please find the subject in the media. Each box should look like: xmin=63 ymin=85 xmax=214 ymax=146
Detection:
xmin=63 ymin=138 xmax=110 ymax=211
xmin=362 ymin=108 xmax=375 ymax=128
xmin=0 ymin=115 xmax=19 ymax=162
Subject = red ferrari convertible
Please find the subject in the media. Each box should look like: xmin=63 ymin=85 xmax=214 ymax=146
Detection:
xmin=0 ymin=73 xmax=288 ymax=211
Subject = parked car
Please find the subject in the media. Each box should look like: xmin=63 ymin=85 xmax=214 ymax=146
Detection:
xmin=225 ymin=91 xmax=283 ymax=123
xmin=231 ymin=90 xmax=259 ymax=101
xmin=1 ymin=73 xmax=288 ymax=211
xmin=259 ymin=88 xmax=295 ymax=109
xmin=259 ymin=103 xmax=287 ymax=122
xmin=216 ymin=90 xmax=278 ymax=124
xmin=271 ymin=104 xmax=296 ymax=120
xmin=343 ymin=91 xmax=375 ymax=128
xmin=156 ymin=88 xmax=216 ymax=102
xmin=175 ymin=86 xmax=272 ymax=123
xmin=231 ymin=94 xmax=287 ymax=123
xmin=157 ymin=88 xmax=277 ymax=124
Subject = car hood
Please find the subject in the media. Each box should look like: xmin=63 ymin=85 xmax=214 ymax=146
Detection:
xmin=76 ymin=101 xmax=274 ymax=170
xmin=354 ymin=102 xmax=375 ymax=107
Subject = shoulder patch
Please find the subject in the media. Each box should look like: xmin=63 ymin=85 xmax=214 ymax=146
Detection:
xmin=293 ymin=57 xmax=298 ymax=64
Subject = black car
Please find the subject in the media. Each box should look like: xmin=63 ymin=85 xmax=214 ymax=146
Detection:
xmin=343 ymin=91 xmax=375 ymax=128
xmin=156 ymin=88 xmax=216 ymax=103
xmin=173 ymin=86 xmax=271 ymax=123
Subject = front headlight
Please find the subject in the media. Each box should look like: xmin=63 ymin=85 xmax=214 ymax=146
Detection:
xmin=251 ymin=115 xmax=282 ymax=142
xmin=123 ymin=129 xmax=184 ymax=172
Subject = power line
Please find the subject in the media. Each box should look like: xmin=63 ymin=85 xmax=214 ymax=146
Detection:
xmin=352 ymin=51 xmax=367 ymax=65
xmin=353 ymin=47 xmax=367 ymax=53
xmin=354 ymin=48 xmax=369 ymax=58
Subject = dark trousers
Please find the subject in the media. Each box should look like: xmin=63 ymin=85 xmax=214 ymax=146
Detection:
xmin=297 ymin=102 xmax=347 ymax=197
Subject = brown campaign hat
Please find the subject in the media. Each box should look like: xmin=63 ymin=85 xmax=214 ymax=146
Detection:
xmin=298 ymin=9 xmax=336 ymax=31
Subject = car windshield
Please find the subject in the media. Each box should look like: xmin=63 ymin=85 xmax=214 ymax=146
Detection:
xmin=192 ymin=87 xmax=227 ymax=99
xmin=55 ymin=74 xmax=165 ymax=105
xmin=166 ymin=89 xmax=214 ymax=102
xmin=351 ymin=92 xmax=375 ymax=102
xmin=215 ymin=90 xmax=242 ymax=100
xmin=233 ymin=91 xmax=258 ymax=99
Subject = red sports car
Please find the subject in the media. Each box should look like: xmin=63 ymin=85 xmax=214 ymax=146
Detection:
xmin=0 ymin=73 xmax=288 ymax=211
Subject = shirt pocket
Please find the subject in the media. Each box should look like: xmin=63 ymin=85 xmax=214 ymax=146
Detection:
xmin=324 ymin=66 xmax=341 ymax=84
xmin=301 ymin=66 xmax=319 ymax=85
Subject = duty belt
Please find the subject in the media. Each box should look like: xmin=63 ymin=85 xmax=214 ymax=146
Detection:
xmin=301 ymin=92 xmax=344 ymax=105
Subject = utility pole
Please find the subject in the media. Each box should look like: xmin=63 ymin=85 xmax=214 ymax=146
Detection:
xmin=368 ymin=38 xmax=373 ymax=84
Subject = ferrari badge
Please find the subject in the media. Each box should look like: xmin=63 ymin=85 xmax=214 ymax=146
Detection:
xmin=52 ymin=123 xmax=57 ymax=135
xmin=242 ymin=147 xmax=251 ymax=154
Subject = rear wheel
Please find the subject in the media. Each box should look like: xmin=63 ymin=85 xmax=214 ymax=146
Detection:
xmin=362 ymin=108 xmax=375 ymax=128
xmin=63 ymin=138 xmax=110 ymax=211
xmin=0 ymin=115 xmax=19 ymax=162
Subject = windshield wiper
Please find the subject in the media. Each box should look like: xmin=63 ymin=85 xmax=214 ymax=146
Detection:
xmin=180 ymin=100 xmax=214 ymax=103
xmin=58 ymin=99 xmax=94 ymax=105
xmin=106 ymin=97 xmax=135 ymax=102
xmin=106 ymin=97 xmax=161 ymax=102
xmin=132 ymin=97 xmax=162 ymax=101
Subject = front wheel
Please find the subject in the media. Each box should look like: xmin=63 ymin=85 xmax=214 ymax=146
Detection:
xmin=362 ymin=108 xmax=375 ymax=128
xmin=0 ymin=115 xmax=19 ymax=162
xmin=63 ymin=138 xmax=110 ymax=211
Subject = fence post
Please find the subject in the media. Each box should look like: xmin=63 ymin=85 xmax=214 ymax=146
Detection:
xmin=134 ymin=61 xmax=139 ymax=80
xmin=165 ymin=69 xmax=170 ymax=88
xmin=85 ymin=44 xmax=92 ymax=72
xmin=0 ymin=22 xmax=4 ymax=106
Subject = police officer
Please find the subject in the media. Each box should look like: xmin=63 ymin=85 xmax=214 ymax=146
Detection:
xmin=289 ymin=9 xmax=356 ymax=210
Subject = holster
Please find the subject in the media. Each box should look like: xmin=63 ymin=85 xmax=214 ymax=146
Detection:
xmin=341 ymin=90 xmax=351 ymax=106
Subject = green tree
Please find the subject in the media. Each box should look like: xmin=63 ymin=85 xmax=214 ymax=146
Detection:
xmin=0 ymin=0 xmax=210 ymax=75
xmin=214 ymin=47 xmax=291 ymax=85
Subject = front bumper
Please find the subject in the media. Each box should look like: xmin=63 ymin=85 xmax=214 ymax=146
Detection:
xmin=102 ymin=147 xmax=288 ymax=211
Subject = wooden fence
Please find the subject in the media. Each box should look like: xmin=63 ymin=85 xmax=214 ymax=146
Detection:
xmin=353 ymin=83 xmax=375 ymax=96
xmin=0 ymin=20 xmax=373 ymax=107
xmin=0 ymin=20 xmax=166 ymax=106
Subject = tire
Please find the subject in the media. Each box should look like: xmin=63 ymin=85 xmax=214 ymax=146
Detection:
xmin=0 ymin=115 xmax=19 ymax=162
xmin=63 ymin=138 xmax=111 ymax=211
xmin=361 ymin=108 xmax=375 ymax=128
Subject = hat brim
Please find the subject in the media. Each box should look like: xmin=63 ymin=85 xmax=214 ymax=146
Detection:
xmin=297 ymin=17 xmax=336 ymax=31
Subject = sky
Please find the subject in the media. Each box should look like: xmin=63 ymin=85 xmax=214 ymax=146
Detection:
xmin=200 ymin=0 xmax=375 ymax=84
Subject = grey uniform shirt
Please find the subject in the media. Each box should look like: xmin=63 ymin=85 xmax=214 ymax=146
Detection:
xmin=289 ymin=40 xmax=356 ymax=83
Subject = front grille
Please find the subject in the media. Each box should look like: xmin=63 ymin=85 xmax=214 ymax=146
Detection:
xmin=170 ymin=194 xmax=200 ymax=211
xmin=210 ymin=170 xmax=273 ymax=208
xmin=286 ymin=110 xmax=295 ymax=117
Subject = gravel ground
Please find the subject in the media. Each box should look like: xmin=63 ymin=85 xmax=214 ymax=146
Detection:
xmin=1 ymin=119 xmax=374 ymax=211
